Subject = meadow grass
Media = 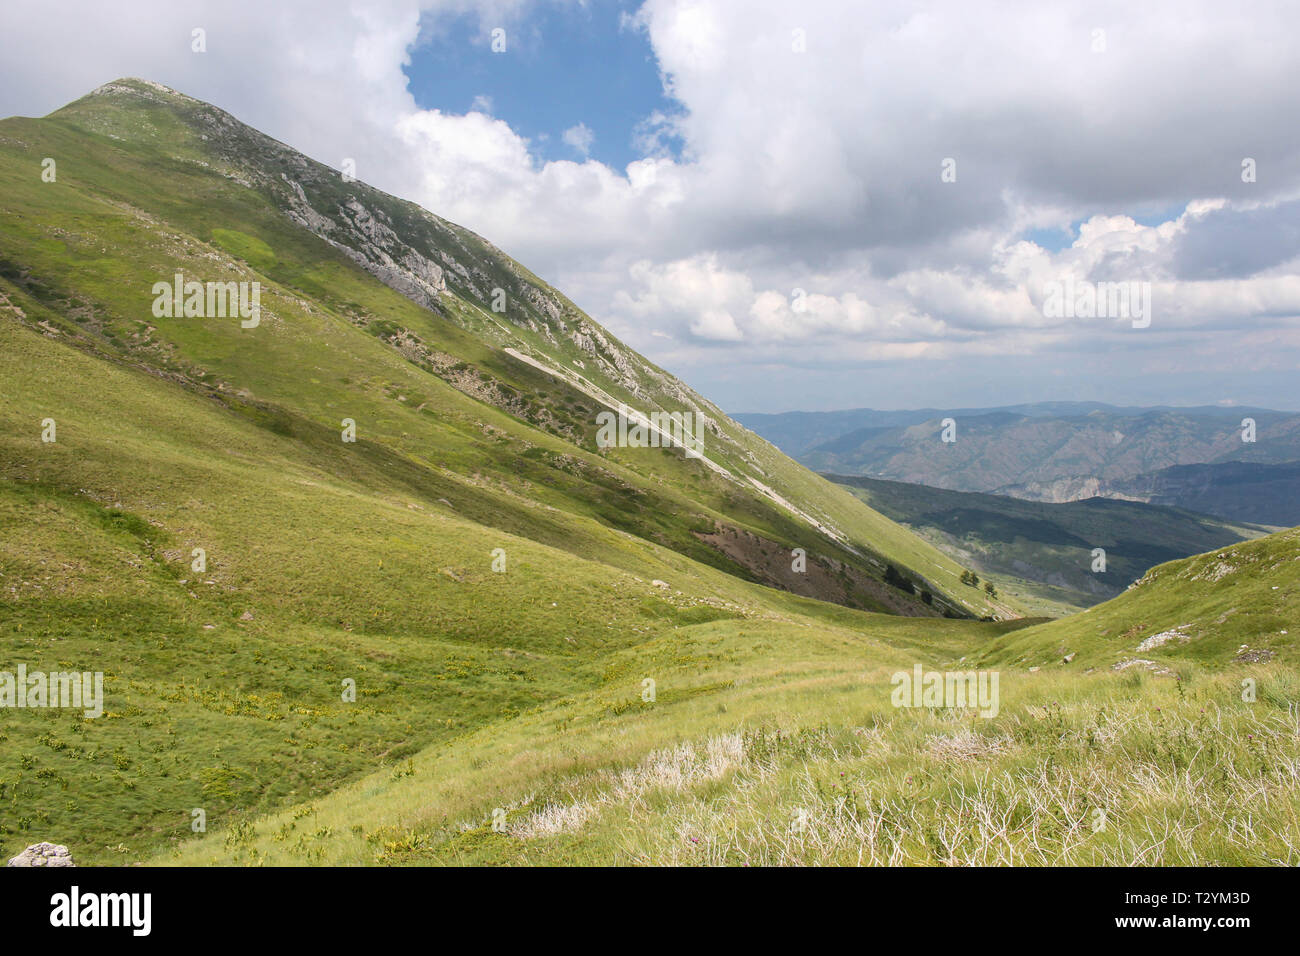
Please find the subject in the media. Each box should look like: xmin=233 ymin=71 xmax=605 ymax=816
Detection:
xmin=161 ymin=618 xmax=1299 ymax=866
xmin=0 ymin=307 xmax=1028 ymax=864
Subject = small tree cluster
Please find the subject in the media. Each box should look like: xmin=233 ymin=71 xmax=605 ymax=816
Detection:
xmin=883 ymin=564 xmax=915 ymax=595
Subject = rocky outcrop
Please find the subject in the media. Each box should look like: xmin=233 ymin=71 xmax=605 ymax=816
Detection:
xmin=280 ymin=185 xmax=449 ymax=310
xmin=7 ymin=842 xmax=75 ymax=867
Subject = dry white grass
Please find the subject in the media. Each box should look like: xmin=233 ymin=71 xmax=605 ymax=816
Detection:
xmin=615 ymin=692 xmax=1300 ymax=866
xmin=925 ymin=729 xmax=1013 ymax=761
xmin=441 ymin=676 xmax=1300 ymax=866
xmin=506 ymin=732 xmax=749 ymax=839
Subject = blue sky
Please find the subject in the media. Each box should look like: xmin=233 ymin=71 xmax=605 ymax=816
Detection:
xmin=1022 ymin=204 xmax=1192 ymax=253
xmin=404 ymin=1 xmax=679 ymax=169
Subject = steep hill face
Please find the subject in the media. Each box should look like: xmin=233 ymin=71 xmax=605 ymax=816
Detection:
xmin=0 ymin=80 xmax=1024 ymax=862
xmin=0 ymin=77 xmax=1005 ymax=621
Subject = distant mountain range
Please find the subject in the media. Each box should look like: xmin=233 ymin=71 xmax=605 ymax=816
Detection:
xmin=1004 ymin=460 xmax=1300 ymax=527
xmin=737 ymin=403 xmax=1300 ymax=527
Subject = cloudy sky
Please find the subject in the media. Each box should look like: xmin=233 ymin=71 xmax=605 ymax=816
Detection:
xmin=3 ymin=0 xmax=1298 ymax=412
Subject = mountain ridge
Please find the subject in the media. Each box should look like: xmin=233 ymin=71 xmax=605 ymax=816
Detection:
xmin=737 ymin=402 xmax=1300 ymax=526
xmin=6 ymin=76 xmax=1013 ymax=620
xmin=0 ymin=77 xmax=1026 ymax=861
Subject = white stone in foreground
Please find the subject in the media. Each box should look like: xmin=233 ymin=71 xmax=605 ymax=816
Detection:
xmin=7 ymin=842 xmax=75 ymax=867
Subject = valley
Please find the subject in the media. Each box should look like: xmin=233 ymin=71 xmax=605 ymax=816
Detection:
xmin=828 ymin=473 xmax=1270 ymax=616
xmin=0 ymin=79 xmax=1295 ymax=868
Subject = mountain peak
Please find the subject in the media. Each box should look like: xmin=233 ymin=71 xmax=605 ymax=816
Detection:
xmin=72 ymin=77 xmax=205 ymax=112
xmin=93 ymin=76 xmax=189 ymax=97
xmin=2 ymin=76 xmax=1008 ymax=628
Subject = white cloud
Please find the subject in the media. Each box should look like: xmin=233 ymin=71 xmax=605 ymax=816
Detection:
xmin=1 ymin=0 xmax=1297 ymax=410
xmin=561 ymin=122 xmax=594 ymax=157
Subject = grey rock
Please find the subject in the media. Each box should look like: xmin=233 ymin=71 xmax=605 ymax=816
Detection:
xmin=7 ymin=842 xmax=75 ymax=867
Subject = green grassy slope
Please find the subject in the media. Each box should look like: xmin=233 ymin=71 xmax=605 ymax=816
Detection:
xmin=829 ymin=473 xmax=1265 ymax=615
xmin=0 ymin=78 xmax=1010 ymax=621
xmin=972 ymin=527 xmax=1300 ymax=673
xmin=161 ymin=538 xmax=1300 ymax=865
xmin=0 ymin=78 xmax=1020 ymax=864
xmin=1 ymin=304 xmax=1023 ymax=864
